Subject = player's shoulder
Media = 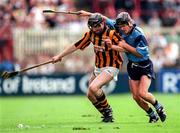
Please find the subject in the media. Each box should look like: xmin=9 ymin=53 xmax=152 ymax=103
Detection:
xmin=132 ymin=25 xmax=148 ymax=43
xmin=132 ymin=25 xmax=145 ymax=38
xmin=108 ymin=29 xmax=122 ymax=40
xmin=85 ymin=30 xmax=91 ymax=34
xmin=83 ymin=31 xmax=92 ymax=37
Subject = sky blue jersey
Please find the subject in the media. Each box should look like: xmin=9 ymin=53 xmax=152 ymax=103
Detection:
xmin=106 ymin=18 xmax=150 ymax=62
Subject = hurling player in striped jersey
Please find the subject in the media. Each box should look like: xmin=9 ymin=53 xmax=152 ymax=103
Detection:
xmin=52 ymin=13 xmax=125 ymax=122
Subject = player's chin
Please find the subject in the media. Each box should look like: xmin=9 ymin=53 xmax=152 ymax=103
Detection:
xmin=94 ymin=31 xmax=102 ymax=35
xmin=123 ymin=30 xmax=129 ymax=34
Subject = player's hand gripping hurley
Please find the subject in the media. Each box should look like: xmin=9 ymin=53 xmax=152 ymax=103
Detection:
xmin=1 ymin=60 xmax=53 ymax=79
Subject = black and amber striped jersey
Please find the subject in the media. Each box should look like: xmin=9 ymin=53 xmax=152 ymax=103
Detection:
xmin=74 ymin=26 xmax=124 ymax=69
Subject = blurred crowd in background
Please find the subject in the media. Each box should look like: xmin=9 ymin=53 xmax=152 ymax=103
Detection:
xmin=0 ymin=0 xmax=179 ymax=74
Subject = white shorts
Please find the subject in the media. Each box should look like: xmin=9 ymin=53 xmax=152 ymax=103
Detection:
xmin=94 ymin=67 xmax=119 ymax=81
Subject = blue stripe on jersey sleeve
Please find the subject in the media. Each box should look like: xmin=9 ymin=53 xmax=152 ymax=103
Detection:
xmin=136 ymin=43 xmax=149 ymax=57
xmin=136 ymin=36 xmax=149 ymax=57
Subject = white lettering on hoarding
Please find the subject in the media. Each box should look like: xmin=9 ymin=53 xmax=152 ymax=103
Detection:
xmin=22 ymin=76 xmax=75 ymax=94
xmin=163 ymin=72 xmax=180 ymax=93
xmin=79 ymin=74 xmax=89 ymax=94
xmin=3 ymin=78 xmax=20 ymax=94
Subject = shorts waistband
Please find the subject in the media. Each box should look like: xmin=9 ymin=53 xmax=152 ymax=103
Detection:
xmin=129 ymin=59 xmax=150 ymax=66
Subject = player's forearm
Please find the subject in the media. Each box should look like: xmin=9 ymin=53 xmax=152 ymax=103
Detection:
xmin=78 ymin=10 xmax=107 ymax=20
xmin=111 ymin=45 xmax=127 ymax=52
xmin=123 ymin=44 xmax=142 ymax=57
xmin=78 ymin=10 xmax=93 ymax=16
xmin=101 ymin=15 xmax=108 ymax=20
xmin=57 ymin=45 xmax=78 ymax=58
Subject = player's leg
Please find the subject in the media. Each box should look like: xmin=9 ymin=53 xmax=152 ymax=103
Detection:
xmin=129 ymin=79 xmax=159 ymax=123
xmin=89 ymin=71 xmax=114 ymax=122
xmin=139 ymin=75 xmax=166 ymax=122
xmin=138 ymin=76 xmax=157 ymax=103
xmin=129 ymin=79 xmax=149 ymax=111
xmin=87 ymin=73 xmax=98 ymax=102
xmin=87 ymin=73 xmax=105 ymax=115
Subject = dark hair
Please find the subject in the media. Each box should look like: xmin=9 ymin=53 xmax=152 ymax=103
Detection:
xmin=88 ymin=13 xmax=103 ymax=28
xmin=116 ymin=12 xmax=133 ymax=26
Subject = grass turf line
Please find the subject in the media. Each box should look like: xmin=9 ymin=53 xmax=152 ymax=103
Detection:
xmin=0 ymin=94 xmax=179 ymax=133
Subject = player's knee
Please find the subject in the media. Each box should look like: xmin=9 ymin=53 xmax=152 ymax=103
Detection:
xmin=86 ymin=91 xmax=92 ymax=100
xmin=86 ymin=92 xmax=90 ymax=99
xmin=138 ymin=90 xmax=147 ymax=98
xmin=132 ymin=94 xmax=140 ymax=101
xmin=89 ymin=84 xmax=98 ymax=94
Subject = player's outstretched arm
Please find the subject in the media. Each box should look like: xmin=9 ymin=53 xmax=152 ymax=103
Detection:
xmin=77 ymin=10 xmax=92 ymax=16
xmin=78 ymin=10 xmax=108 ymax=20
xmin=52 ymin=45 xmax=78 ymax=63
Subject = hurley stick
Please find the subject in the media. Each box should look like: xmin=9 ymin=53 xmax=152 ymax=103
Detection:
xmin=1 ymin=60 xmax=53 ymax=79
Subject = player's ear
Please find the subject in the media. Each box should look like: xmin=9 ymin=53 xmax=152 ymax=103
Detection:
xmin=102 ymin=19 xmax=105 ymax=25
xmin=102 ymin=18 xmax=105 ymax=22
xmin=128 ymin=22 xmax=133 ymax=27
xmin=114 ymin=23 xmax=120 ymax=32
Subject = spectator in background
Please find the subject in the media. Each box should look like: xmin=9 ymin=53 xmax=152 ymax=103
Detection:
xmin=25 ymin=55 xmax=38 ymax=75
xmin=75 ymin=0 xmax=93 ymax=11
xmin=140 ymin=0 xmax=163 ymax=23
xmin=0 ymin=5 xmax=14 ymax=73
xmin=160 ymin=8 xmax=178 ymax=27
xmin=150 ymin=32 xmax=168 ymax=70
xmin=23 ymin=54 xmax=56 ymax=75
xmin=151 ymin=47 xmax=166 ymax=71
xmin=148 ymin=12 xmax=161 ymax=29
xmin=0 ymin=0 xmax=179 ymax=29
xmin=0 ymin=51 xmax=14 ymax=73
xmin=115 ymin=0 xmax=135 ymax=13
xmin=92 ymin=0 xmax=116 ymax=18
xmin=166 ymin=30 xmax=179 ymax=44
xmin=163 ymin=42 xmax=179 ymax=68
xmin=131 ymin=10 xmax=144 ymax=26
xmin=150 ymin=32 xmax=168 ymax=50
xmin=37 ymin=54 xmax=55 ymax=74
xmin=29 ymin=1 xmax=46 ymax=29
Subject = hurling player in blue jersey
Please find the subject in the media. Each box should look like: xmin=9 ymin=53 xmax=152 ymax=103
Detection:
xmin=78 ymin=10 xmax=166 ymax=123
xmin=106 ymin=12 xmax=167 ymax=123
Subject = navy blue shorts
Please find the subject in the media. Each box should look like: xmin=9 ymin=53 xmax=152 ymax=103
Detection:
xmin=127 ymin=59 xmax=155 ymax=80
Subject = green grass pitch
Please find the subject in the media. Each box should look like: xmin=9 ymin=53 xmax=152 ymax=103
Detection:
xmin=0 ymin=94 xmax=180 ymax=133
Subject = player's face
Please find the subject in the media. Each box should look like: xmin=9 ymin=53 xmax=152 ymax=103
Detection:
xmin=91 ymin=23 xmax=104 ymax=34
xmin=118 ymin=24 xmax=131 ymax=34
